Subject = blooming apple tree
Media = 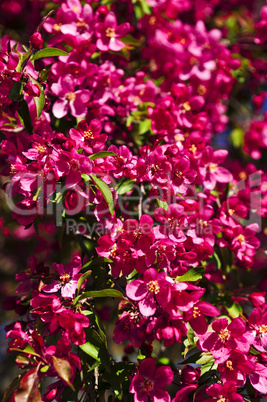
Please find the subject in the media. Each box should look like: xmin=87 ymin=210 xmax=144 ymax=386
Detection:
xmin=1 ymin=0 xmax=267 ymax=401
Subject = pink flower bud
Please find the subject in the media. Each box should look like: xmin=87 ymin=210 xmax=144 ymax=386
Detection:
xmin=181 ymin=365 xmax=200 ymax=384
xmin=249 ymin=292 xmax=266 ymax=307
xmin=97 ymin=5 xmax=108 ymax=15
xmin=30 ymin=32 xmax=43 ymax=50
xmin=24 ymin=81 xmax=41 ymax=97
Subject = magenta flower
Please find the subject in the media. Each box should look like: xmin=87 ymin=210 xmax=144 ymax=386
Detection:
xmin=198 ymin=317 xmax=253 ymax=364
xmin=218 ymin=350 xmax=255 ymax=386
xmin=248 ymin=306 xmax=267 ymax=352
xmin=170 ymin=156 xmax=197 ymax=193
xmin=58 ymin=310 xmax=90 ymax=345
xmin=187 ymin=205 xmax=221 ymax=247
xmin=154 ymin=204 xmax=187 ymax=242
xmin=55 ymin=148 xmax=92 ymax=189
xmin=199 ymin=146 xmax=233 ymax=190
xmin=129 ymin=358 xmax=173 ymax=402
xmin=122 ymin=214 xmax=155 ymax=253
xmin=113 ymin=310 xmax=147 ymax=348
xmin=43 ymin=256 xmax=83 ymax=299
xmin=205 ymin=381 xmax=244 ymax=402
xmin=69 ymin=119 xmax=107 ymax=154
xmin=51 ymin=74 xmax=90 ymax=119
xmin=184 ymin=300 xmax=220 ymax=335
xmin=231 ymin=223 xmax=261 ymax=262
xmin=95 ymin=12 xmax=130 ymax=52
xmin=126 ymin=268 xmax=174 ymax=316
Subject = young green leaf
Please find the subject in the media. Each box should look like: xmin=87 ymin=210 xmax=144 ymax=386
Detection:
xmin=90 ymin=174 xmax=114 ymax=215
xmin=74 ymin=289 xmax=125 ymax=305
xmin=29 ymin=77 xmax=45 ymax=118
xmin=89 ymin=151 xmax=117 ymax=160
xmin=32 ymin=47 xmax=68 ymax=60
xmin=115 ymin=179 xmax=136 ymax=195
xmin=17 ymin=99 xmax=34 ymax=134
xmin=176 ymin=267 xmax=205 ymax=282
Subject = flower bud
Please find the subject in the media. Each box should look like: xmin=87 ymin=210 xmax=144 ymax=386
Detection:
xmin=24 ymin=81 xmax=41 ymax=97
xmin=249 ymin=292 xmax=266 ymax=307
xmin=181 ymin=365 xmax=200 ymax=384
xmin=34 ymin=59 xmax=45 ymax=71
xmin=96 ymin=5 xmax=108 ymax=15
xmin=30 ymin=32 xmax=43 ymax=50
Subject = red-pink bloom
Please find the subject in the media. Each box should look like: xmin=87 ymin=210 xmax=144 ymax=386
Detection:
xmin=218 ymin=350 xmax=255 ymax=386
xmin=126 ymin=268 xmax=175 ymax=316
xmin=69 ymin=119 xmax=107 ymax=154
xmin=55 ymin=148 xmax=92 ymax=189
xmin=58 ymin=310 xmax=90 ymax=345
xmin=184 ymin=300 xmax=220 ymax=335
xmin=154 ymin=204 xmax=187 ymax=242
xmin=95 ymin=12 xmax=130 ymax=52
xmin=129 ymin=358 xmax=173 ymax=402
xmin=121 ymin=215 xmax=155 ymax=253
xmin=43 ymin=256 xmax=83 ymax=299
xmin=205 ymin=381 xmax=244 ymax=402
xmin=219 ymin=196 xmax=248 ymax=227
xmin=51 ymin=74 xmax=90 ymax=119
xmin=248 ymin=306 xmax=267 ymax=352
xmin=113 ymin=310 xmax=147 ymax=348
xmin=187 ymin=205 xmax=221 ymax=247
xmin=199 ymin=146 xmax=233 ymax=190
xmin=198 ymin=317 xmax=253 ymax=364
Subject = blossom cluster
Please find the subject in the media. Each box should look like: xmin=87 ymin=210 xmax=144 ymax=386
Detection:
xmin=0 ymin=0 xmax=267 ymax=401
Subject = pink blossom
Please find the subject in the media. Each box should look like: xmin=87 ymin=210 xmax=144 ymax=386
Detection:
xmin=129 ymin=358 xmax=173 ymax=402
xmin=51 ymin=74 xmax=90 ymax=118
xmin=126 ymin=268 xmax=175 ymax=316
xmin=95 ymin=12 xmax=130 ymax=52
xmin=43 ymin=256 xmax=83 ymax=298
xmin=199 ymin=146 xmax=233 ymax=190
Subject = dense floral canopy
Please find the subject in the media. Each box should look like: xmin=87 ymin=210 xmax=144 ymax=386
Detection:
xmin=0 ymin=0 xmax=267 ymax=401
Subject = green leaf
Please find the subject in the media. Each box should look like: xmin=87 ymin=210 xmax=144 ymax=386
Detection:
xmin=52 ymin=356 xmax=75 ymax=391
xmin=81 ymin=173 xmax=90 ymax=182
xmin=89 ymin=151 xmax=117 ymax=160
xmin=156 ymin=199 xmax=168 ymax=210
xmin=81 ymin=257 xmax=109 ymax=270
xmin=178 ymin=350 xmax=201 ymax=364
xmin=120 ymin=34 xmax=141 ymax=47
xmin=231 ymin=127 xmax=244 ymax=148
xmin=177 ymin=267 xmax=205 ymax=282
xmin=17 ymin=99 xmax=33 ymax=134
xmin=90 ymin=174 xmax=114 ymax=215
xmin=140 ymin=0 xmax=152 ymax=14
xmin=32 ymin=47 xmax=68 ymax=60
xmin=126 ymin=115 xmax=134 ymax=127
xmin=77 ymin=270 xmax=92 ymax=294
xmin=8 ymin=80 xmax=23 ymax=101
xmin=213 ymin=251 xmax=221 ymax=270
xmin=40 ymin=365 xmax=50 ymax=373
xmin=134 ymin=4 xmax=143 ymax=19
xmin=225 ymin=301 xmax=242 ymax=319
xmin=29 ymin=77 xmax=45 ymax=118
xmin=200 ymin=361 xmax=217 ymax=376
xmin=10 ymin=344 xmax=41 ymax=358
xmin=115 ymin=179 xmax=136 ymax=195
xmin=139 ymin=119 xmax=151 ymax=134
xmin=74 ymin=289 xmax=125 ymax=305
xmin=196 ymin=353 xmax=214 ymax=365
xmin=79 ymin=341 xmax=100 ymax=361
